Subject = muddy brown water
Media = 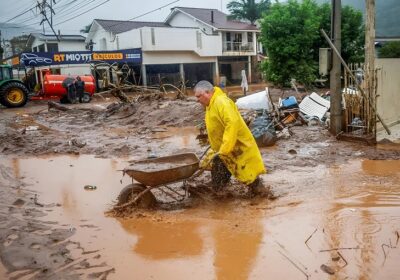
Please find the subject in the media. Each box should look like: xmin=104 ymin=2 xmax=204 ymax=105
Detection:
xmin=1 ymin=153 xmax=399 ymax=279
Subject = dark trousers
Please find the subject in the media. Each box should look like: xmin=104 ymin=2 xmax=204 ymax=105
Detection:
xmin=211 ymin=155 xmax=231 ymax=190
xmin=67 ymin=86 xmax=76 ymax=103
xmin=77 ymin=90 xmax=84 ymax=102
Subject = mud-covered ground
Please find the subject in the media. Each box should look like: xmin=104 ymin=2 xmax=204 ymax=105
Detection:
xmin=1 ymin=88 xmax=400 ymax=279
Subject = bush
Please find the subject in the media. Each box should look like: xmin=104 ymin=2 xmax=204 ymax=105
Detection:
xmin=379 ymin=41 xmax=400 ymax=58
xmin=260 ymin=0 xmax=364 ymax=86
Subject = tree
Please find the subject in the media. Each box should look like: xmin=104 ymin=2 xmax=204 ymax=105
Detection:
xmin=227 ymin=0 xmax=270 ymax=24
xmin=379 ymin=41 xmax=400 ymax=58
xmin=260 ymin=0 xmax=321 ymax=86
xmin=315 ymin=3 xmax=364 ymax=63
xmin=10 ymin=35 xmax=30 ymax=55
xmin=80 ymin=24 xmax=92 ymax=34
xmin=260 ymin=0 xmax=365 ymax=86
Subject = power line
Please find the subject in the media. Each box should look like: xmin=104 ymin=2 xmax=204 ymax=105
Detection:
xmin=7 ymin=0 xmax=83 ymax=26
xmin=127 ymin=0 xmax=180 ymax=21
xmin=4 ymin=5 xmax=37 ymax=23
xmin=54 ymin=0 xmax=111 ymax=26
xmin=54 ymin=0 xmax=101 ymax=22
xmin=85 ymin=0 xmax=180 ymax=37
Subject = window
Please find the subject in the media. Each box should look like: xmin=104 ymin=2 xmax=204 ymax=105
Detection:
xmin=38 ymin=44 xmax=45 ymax=52
xmin=47 ymin=43 xmax=58 ymax=52
xmin=196 ymin=31 xmax=202 ymax=49
xmin=151 ymin=28 xmax=155 ymax=45
xmin=1 ymin=68 xmax=12 ymax=80
xmin=247 ymin=32 xmax=253 ymax=43
xmin=234 ymin=33 xmax=242 ymax=43
xmin=226 ymin=32 xmax=231 ymax=42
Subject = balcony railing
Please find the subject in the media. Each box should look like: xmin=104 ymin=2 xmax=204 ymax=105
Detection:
xmin=223 ymin=42 xmax=254 ymax=52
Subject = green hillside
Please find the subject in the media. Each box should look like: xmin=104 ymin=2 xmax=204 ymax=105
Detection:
xmin=315 ymin=0 xmax=400 ymax=37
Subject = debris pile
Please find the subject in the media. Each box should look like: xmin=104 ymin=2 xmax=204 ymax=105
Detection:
xmin=235 ymin=88 xmax=331 ymax=147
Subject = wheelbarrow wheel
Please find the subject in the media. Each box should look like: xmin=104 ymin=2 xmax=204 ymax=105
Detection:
xmin=118 ymin=183 xmax=156 ymax=208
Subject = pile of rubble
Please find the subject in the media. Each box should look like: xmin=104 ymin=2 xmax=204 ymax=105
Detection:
xmin=236 ymin=88 xmax=331 ymax=147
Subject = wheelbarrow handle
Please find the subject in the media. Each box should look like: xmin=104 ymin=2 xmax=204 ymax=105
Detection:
xmin=192 ymin=150 xmax=219 ymax=179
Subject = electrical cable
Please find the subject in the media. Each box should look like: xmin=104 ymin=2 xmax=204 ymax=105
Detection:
xmin=54 ymin=0 xmax=111 ymax=26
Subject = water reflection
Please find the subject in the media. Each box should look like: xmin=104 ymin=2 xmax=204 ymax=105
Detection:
xmin=117 ymin=203 xmax=264 ymax=280
xmin=326 ymin=160 xmax=400 ymax=279
xmin=119 ymin=218 xmax=203 ymax=260
xmin=2 ymin=155 xmax=400 ymax=279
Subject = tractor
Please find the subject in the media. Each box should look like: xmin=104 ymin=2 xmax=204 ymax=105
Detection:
xmin=0 ymin=64 xmax=29 ymax=108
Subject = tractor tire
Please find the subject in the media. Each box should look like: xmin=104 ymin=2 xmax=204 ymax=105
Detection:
xmin=117 ymin=183 xmax=156 ymax=209
xmin=81 ymin=92 xmax=91 ymax=103
xmin=0 ymin=82 xmax=29 ymax=108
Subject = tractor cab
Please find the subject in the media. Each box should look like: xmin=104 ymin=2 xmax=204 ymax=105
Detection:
xmin=0 ymin=65 xmax=13 ymax=81
xmin=0 ymin=65 xmax=30 ymax=108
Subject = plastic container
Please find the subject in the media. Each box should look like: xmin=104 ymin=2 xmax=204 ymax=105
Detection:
xmin=281 ymin=96 xmax=298 ymax=108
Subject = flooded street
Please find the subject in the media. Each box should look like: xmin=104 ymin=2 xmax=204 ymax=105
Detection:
xmin=1 ymin=99 xmax=400 ymax=279
xmin=1 ymin=153 xmax=399 ymax=279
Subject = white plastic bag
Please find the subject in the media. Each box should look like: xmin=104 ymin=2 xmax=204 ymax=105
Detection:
xmin=236 ymin=88 xmax=271 ymax=110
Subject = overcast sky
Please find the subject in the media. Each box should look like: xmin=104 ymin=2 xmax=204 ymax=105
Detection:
xmin=0 ymin=0 xmax=231 ymax=38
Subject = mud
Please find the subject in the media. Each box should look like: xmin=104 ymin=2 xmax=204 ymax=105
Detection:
xmin=1 ymin=90 xmax=400 ymax=279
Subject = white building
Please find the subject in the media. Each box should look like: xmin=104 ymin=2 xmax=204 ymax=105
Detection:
xmin=86 ymin=7 xmax=261 ymax=86
xmin=26 ymin=33 xmax=90 ymax=76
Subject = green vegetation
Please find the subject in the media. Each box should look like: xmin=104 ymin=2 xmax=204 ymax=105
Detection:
xmin=259 ymin=0 xmax=364 ymax=86
xmin=315 ymin=0 xmax=400 ymax=37
xmin=379 ymin=42 xmax=400 ymax=58
xmin=227 ymin=0 xmax=270 ymax=24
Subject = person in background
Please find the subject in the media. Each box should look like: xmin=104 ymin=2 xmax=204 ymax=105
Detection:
xmin=74 ymin=76 xmax=85 ymax=103
xmin=194 ymin=80 xmax=268 ymax=196
xmin=67 ymin=81 xmax=76 ymax=103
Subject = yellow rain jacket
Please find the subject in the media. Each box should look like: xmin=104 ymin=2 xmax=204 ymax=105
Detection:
xmin=202 ymin=87 xmax=266 ymax=185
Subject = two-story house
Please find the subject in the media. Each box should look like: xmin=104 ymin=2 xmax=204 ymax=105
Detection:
xmin=86 ymin=7 xmax=261 ymax=87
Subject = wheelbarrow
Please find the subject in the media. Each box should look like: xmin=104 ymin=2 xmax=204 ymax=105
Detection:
xmin=115 ymin=151 xmax=213 ymax=209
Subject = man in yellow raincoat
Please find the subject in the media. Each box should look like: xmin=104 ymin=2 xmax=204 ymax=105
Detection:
xmin=194 ymin=80 xmax=267 ymax=195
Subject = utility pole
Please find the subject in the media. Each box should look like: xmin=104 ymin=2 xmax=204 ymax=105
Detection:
xmin=0 ymin=30 xmax=3 ymax=60
xmin=365 ymin=0 xmax=375 ymax=134
xmin=38 ymin=0 xmax=59 ymax=41
xmin=330 ymin=0 xmax=342 ymax=135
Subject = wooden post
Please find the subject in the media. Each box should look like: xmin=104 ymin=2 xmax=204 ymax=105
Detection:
xmin=330 ymin=0 xmax=342 ymax=135
xmin=365 ymin=0 xmax=376 ymax=135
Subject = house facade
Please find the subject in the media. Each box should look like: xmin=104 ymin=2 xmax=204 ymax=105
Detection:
xmin=86 ymin=7 xmax=262 ymax=87
xmin=26 ymin=33 xmax=90 ymax=76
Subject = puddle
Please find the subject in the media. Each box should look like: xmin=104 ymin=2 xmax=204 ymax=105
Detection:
xmin=151 ymin=126 xmax=205 ymax=152
xmin=1 ymin=155 xmax=400 ymax=279
xmin=0 ymin=262 xmax=7 ymax=279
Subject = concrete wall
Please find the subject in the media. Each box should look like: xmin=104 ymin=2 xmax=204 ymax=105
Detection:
xmin=142 ymin=51 xmax=216 ymax=65
xmin=117 ymin=29 xmax=142 ymax=49
xmin=376 ymin=58 xmax=400 ymax=125
xmin=90 ymin=22 xmax=116 ymax=51
xmin=59 ymin=65 xmax=91 ymax=75
xmin=31 ymin=38 xmax=86 ymax=52
xmin=169 ymin=11 xmax=214 ymax=34
xmin=376 ymin=58 xmax=400 ymax=141
xmin=140 ymin=27 xmax=221 ymax=57
xmin=58 ymin=41 xmax=86 ymax=52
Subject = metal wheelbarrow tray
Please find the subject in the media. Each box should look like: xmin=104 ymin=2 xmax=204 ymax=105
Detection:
xmin=123 ymin=153 xmax=200 ymax=187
